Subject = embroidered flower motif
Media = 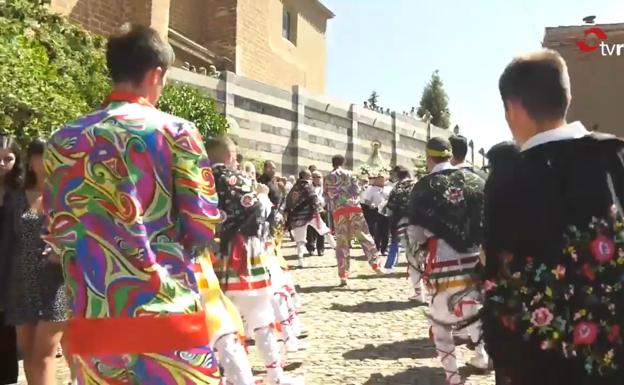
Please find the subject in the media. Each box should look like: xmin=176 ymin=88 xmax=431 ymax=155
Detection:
xmin=552 ymin=265 xmax=566 ymax=280
xmin=240 ymin=193 xmax=257 ymax=208
xmin=483 ymin=280 xmax=498 ymax=292
xmin=541 ymin=340 xmax=555 ymax=350
xmin=530 ymin=292 xmax=543 ymax=306
xmin=608 ymin=325 xmax=620 ymax=343
xmin=573 ymin=322 xmax=599 ymax=345
xmin=444 ymin=187 xmax=464 ymax=204
xmin=500 ymin=315 xmax=516 ymax=332
xmin=530 ymin=307 xmax=554 ymax=327
xmin=590 ymin=235 xmax=616 ymax=263
xmin=228 ymin=175 xmax=238 ymax=186
xmin=488 ymin=213 xmax=624 ymax=376
xmin=573 ymin=309 xmax=587 ymax=321
xmin=582 ymin=263 xmax=596 ymax=281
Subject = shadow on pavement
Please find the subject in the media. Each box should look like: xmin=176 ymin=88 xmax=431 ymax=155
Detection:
xmin=363 ymin=366 xmax=446 ymax=385
xmin=295 ymin=285 xmax=377 ymax=294
xmin=343 ymin=338 xmax=436 ymax=361
xmin=352 ymin=271 xmax=406 ymax=280
xmin=330 ymin=300 xmax=425 ymax=313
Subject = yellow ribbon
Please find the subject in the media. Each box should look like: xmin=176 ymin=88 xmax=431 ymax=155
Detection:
xmin=426 ymin=148 xmax=452 ymax=157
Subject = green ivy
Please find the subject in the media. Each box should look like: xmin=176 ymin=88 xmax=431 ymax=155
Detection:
xmin=158 ymin=83 xmax=229 ymax=140
xmin=0 ymin=0 xmax=227 ymax=143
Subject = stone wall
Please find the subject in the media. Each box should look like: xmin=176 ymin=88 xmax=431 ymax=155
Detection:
xmin=50 ymin=0 xmax=171 ymax=36
xmin=543 ymin=24 xmax=624 ymax=137
xmin=169 ymin=68 xmax=449 ymax=176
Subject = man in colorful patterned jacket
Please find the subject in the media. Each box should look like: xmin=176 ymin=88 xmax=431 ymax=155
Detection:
xmin=206 ymin=136 xmax=303 ymax=385
xmin=42 ymin=24 xmax=222 ymax=384
xmin=323 ymin=155 xmax=382 ymax=286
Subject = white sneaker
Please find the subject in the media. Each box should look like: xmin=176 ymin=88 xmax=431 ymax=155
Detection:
xmin=297 ymin=258 xmax=305 ymax=268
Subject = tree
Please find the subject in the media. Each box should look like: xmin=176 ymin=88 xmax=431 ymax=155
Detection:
xmin=417 ymin=70 xmax=451 ymax=129
xmin=367 ymin=91 xmax=380 ymax=109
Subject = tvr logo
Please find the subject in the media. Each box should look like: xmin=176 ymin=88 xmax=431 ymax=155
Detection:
xmin=576 ymin=27 xmax=624 ymax=56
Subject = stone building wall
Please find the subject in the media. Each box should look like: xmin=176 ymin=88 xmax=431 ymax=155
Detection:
xmin=50 ymin=0 xmax=332 ymax=94
xmin=169 ymin=68 xmax=448 ymax=176
xmin=50 ymin=0 xmax=171 ymax=36
xmin=543 ymin=23 xmax=624 ymax=137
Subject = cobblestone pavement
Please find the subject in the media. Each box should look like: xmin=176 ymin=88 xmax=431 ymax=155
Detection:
xmin=21 ymin=243 xmax=495 ymax=385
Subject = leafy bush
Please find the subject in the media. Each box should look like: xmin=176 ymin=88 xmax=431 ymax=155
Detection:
xmin=158 ymin=83 xmax=229 ymax=139
xmin=413 ymin=155 xmax=427 ymax=179
xmin=0 ymin=0 xmax=109 ymax=142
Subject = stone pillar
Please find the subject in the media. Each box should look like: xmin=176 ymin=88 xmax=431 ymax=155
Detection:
xmin=391 ymin=112 xmax=399 ymax=167
xmin=223 ymin=71 xmax=236 ymax=117
xmin=347 ymin=104 xmax=359 ymax=170
xmin=288 ymin=85 xmax=309 ymax=175
xmin=130 ymin=0 xmax=171 ymax=38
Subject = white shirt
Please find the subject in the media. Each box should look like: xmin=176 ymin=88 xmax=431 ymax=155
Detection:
xmin=521 ymin=121 xmax=589 ymax=152
xmin=455 ymin=161 xmax=473 ymax=169
xmin=313 ymin=185 xmax=325 ymax=207
xmin=431 ymin=161 xmax=456 ymax=174
xmin=361 ymin=185 xmax=389 ymax=208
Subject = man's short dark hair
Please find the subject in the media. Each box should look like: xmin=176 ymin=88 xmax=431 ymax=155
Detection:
xmin=499 ymin=49 xmax=571 ymax=122
xmin=299 ymin=170 xmax=311 ymax=179
xmin=449 ymin=135 xmax=468 ymax=161
xmin=106 ymin=23 xmax=175 ymax=84
xmin=394 ymin=165 xmax=411 ymax=180
xmin=332 ymin=155 xmax=345 ymax=168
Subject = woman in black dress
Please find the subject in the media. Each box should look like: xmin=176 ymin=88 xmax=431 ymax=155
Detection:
xmin=0 ymin=135 xmax=21 ymax=385
xmin=3 ymin=138 xmax=68 ymax=385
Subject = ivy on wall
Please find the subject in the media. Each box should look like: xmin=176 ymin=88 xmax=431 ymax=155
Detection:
xmin=0 ymin=0 xmax=227 ymax=143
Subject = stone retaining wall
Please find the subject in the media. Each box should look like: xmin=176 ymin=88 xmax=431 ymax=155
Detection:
xmin=169 ymin=67 xmax=450 ymax=175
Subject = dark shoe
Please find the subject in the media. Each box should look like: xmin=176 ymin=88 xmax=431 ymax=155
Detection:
xmin=318 ymin=250 xmax=325 ymax=256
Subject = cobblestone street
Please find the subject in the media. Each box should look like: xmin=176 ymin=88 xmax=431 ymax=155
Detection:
xmin=23 ymin=243 xmax=494 ymax=385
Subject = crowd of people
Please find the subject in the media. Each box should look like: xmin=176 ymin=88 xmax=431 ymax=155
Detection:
xmin=1 ymin=22 xmax=624 ymax=385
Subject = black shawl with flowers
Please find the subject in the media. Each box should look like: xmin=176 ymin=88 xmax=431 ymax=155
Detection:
xmin=408 ymin=168 xmax=485 ymax=252
xmin=284 ymin=179 xmax=319 ymax=229
xmin=213 ymin=164 xmax=264 ymax=255
xmin=482 ymin=134 xmax=624 ymax=385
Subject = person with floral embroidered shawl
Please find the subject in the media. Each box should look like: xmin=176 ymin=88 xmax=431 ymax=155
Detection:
xmin=482 ymin=49 xmax=624 ymax=385
xmin=206 ymin=136 xmax=303 ymax=385
xmin=407 ymin=137 xmax=489 ymax=385
xmin=284 ymin=170 xmax=335 ymax=267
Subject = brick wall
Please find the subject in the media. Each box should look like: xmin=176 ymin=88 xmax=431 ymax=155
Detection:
xmin=200 ymin=0 xmax=238 ymax=70
xmin=50 ymin=0 xmax=171 ymax=37
xmin=49 ymin=0 xmax=129 ymax=36
xmin=169 ymin=0 xmax=204 ymax=42
xmin=236 ymin=0 xmax=330 ymax=94
xmin=544 ymin=24 xmax=624 ymax=138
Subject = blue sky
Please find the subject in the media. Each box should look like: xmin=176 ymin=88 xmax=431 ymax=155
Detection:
xmin=323 ymin=0 xmax=624 ymax=151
